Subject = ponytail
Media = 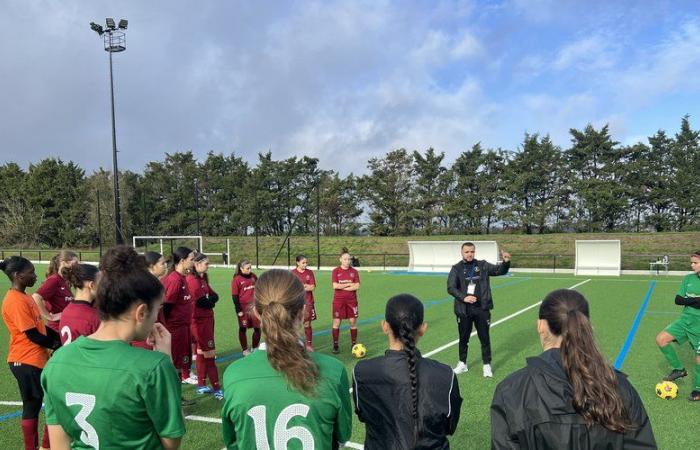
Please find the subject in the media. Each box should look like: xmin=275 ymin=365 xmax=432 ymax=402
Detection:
xmin=47 ymin=250 xmax=78 ymax=277
xmin=385 ymin=294 xmax=425 ymax=445
xmin=255 ymin=269 xmax=319 ymax=395
xmin=64 ymin=263 xmax=99 ymax=289
xmin=540 ymin=290 xmax=632 ymax=432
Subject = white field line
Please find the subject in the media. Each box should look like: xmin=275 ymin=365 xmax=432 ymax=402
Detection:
xmin=0 ymin=401 xmax=23 ymax=406
xmin=424 ymin=278 xmax=591 ymax=358
xmin=507 ymin=276 xmax=679 ymax=284
xmin=186 ymin=278 xmax=593 ymax=450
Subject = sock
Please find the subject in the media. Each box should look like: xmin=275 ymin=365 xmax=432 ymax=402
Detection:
xmin=252 ymin=328 xmax=261 ymax=348
xmin=695 ymin=362 xmax=700 ymax=390
xmin=304 ymin=326 xmax=313 ymax=345
xmin=239 ymin=329 xmax=248 ymax=351
xmin=41 ymin=424 xmax=50 ymax=449
xmin=206 ymin=357 xmax=220 ymax=390
xmin=660 ymin=344 xmax=684 ymax=370
xmin=21 ymin=418 xmax=38 ymax=450
xmin=180 ymin=370 xmax=189 ymax=382
xmin=196 ymin=356 xmax=207 ymax=387
xmin=350 ymin=328 xmax=358 ymax=346
xmin=332 ymin=328 xmax=339 ymax=347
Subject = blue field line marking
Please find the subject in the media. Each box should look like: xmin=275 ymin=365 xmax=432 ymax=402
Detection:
xmin=215 ymin=276 xmax=532 ymax=364
xmin=0 ymin=405 xmax=43 ymax=424
xmin=613 ymin=280 xmax=656 ymax=370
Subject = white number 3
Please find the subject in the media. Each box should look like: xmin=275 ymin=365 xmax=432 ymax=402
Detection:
xmin=247 ymin=404 xmax=314 ymax=449
xmin=66 ymin=392 xmax=99 ymax=449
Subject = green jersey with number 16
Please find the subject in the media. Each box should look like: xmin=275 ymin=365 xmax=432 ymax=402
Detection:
xmin=41 ymin=336 xmax=186 ymax=450
xmin=222 ymin=348 xmax=352 ymax=450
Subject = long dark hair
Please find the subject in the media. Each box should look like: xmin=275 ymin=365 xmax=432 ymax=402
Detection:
xmin=97 ymin=246 xmax=163 ymax=321
xmin=0 ymin=256 xmax=32 ymax=281
xmin=255 ymin=269 xmax=319 ymax=395
xmin=539 ymin=289 xmax=632 ymax=432
xmin=236 ymin=258 xmax=252 ymax=277
xmin=192 ymin=252 xmax=209 ymax=283
xmin=144 ymin=251 xmax=163 ymax=267
xmin=385 ymin=293 xmax=424 ymax=444
xmin=169 ymin=246 xmax=192 ymax=273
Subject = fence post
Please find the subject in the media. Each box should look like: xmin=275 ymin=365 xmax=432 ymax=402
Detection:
xmin=39 ymin=251 xmax=42 ymax=262
xmin=383 ymin=253 xmax=386 ymax=271
xmin=553 ymin=255 xmax=557 ymax=273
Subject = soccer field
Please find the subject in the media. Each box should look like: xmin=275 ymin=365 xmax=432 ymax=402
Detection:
xmin=0 ymin=266 xmax=698 ymax=449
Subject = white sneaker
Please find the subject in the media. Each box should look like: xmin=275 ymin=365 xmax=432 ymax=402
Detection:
xmin=182 ymin=376 xmax=198 ymax=385
xmin=453 ymin=361 xmax=468 ymax=374
xmin=483 ymin=364 xmax=493 ymax=378
xmin=242 ymin=349 xmax=251 ymax=357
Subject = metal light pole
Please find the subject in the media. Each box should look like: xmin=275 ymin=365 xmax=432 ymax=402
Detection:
xmin=91 ymin=18 xmax=128 ymax=244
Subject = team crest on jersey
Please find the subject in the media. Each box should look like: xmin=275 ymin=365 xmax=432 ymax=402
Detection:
xmin=475 ymin=266 xmax=480 ymax=273
xmin=183 ymin=355 xmax=190 ymax=364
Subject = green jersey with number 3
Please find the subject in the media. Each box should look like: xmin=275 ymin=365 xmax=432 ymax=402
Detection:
xmin=222 ymin=348 xmax=352 ymax=450
xmin=41 ymin=336 xmax=186 ymax=449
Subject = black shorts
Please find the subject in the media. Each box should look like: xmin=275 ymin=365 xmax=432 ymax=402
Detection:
xmin=9 ymin=362 xmax=44 ymax=417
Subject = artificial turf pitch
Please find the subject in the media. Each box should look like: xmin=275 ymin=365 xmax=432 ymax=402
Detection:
xmin=0 ymin=267 xmax=698 ymax=449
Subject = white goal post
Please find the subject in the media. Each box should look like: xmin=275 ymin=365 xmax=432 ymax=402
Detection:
xmin=132 ymin=235 xmax=203 ymax=255
xmin=575 ymin=240 xmax=621 ymax=276
xmin=408 ymin=241 xmax=499 ymax=272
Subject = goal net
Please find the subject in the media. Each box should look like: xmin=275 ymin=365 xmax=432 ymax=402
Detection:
xmin=407 ymin=241 xmax=499 ymax=272
xmin=575 ymin=240 xmax=621 ymax=276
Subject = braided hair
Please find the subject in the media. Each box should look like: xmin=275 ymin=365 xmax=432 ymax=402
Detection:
xmin=385 ymin=294 xmax=425 ymax=445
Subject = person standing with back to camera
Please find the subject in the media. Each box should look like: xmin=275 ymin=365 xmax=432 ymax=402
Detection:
xmin=448 ymin=242 xmax=510 ymax=377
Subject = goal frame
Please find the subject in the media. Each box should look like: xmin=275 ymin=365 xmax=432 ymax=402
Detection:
xmin=574 ymin=239 xmax=621 ymax=276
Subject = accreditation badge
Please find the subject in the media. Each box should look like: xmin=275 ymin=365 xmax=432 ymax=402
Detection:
xmin=467 ymin=282 xmax=476 ymax=295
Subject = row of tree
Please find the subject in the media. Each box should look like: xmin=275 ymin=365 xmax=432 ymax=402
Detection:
xmin=1 ymin=117 xmax=699 ymax=247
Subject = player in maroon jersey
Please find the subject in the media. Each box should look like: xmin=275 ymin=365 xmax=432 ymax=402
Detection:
xmin=161 ymin=246 xmax=195 ymax=383
xmin=186 ymin=253 xmax=222 ymax=398
xmin=231 ymin=259 xmax=260 ymax=356
xmin=32 ymin=250 xmax=78 ymax=332
xmin=331 ymin=247 xmax=360 ymax=354
xmin=58 ymin=264 xmax=100 ymax=345
xmin=291 ymin=255 xmax=316 ymax=352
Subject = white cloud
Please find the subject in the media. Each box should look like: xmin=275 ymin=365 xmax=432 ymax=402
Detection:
xmin=553 ymin=35 xmax=617 ymax=71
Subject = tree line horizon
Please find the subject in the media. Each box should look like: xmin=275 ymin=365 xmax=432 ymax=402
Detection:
xmin=1 ymin=116 xmax=698 ymax=248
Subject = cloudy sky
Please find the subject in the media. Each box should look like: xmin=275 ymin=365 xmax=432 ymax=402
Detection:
xmin=2 ymin=0 xmax=700 ymax=174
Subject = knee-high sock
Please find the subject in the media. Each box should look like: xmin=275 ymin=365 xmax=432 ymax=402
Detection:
xmin=332 ymin=328 xmax=339 ymax=346
xmin=206 ymin=357 xmax=220 ymax=390
xmin=660 ymin=344 xmax=684 ymax=370
xmin=304 ymin=326 xmax=313 ymax=345
xmin=20 ymin=418 xmax=38 ymax=450
xmin=197 ymin=355 xmax=207 ymax=387
xmin=41 ymin=424 xmax=50 ymax=449
xmin=239 ymin=328 xmax=248 ymax=351
xmin=252 ymin=328 xmax=261 ymax=349
xmin=695 ymin=362 xmax=700 ymax=390
xmin=350 ymin=328 xmax=358 ymax=346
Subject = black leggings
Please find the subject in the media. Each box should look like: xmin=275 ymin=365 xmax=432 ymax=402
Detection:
xmin=9 ymin=363 xmax=44 ymax=419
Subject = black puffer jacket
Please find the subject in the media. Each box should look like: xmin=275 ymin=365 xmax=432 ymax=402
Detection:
xmin=352 ymin=350 xmax=462 ymax=450
xmin=447 ymin=259 xmax=510 ymax=314
xmin=490 ymin=349 xmax=657 ymax=450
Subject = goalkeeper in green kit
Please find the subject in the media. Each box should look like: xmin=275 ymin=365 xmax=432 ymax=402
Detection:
xmin=221 ymin=269 xmax=352 ymax=449
xmin=656 ymin=250 xmax=700 ymax=401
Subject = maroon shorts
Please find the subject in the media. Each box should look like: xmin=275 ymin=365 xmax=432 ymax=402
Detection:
xmin=333 ymin=301 xmax=358 ymax=320
xmin=305 ymin=301 xmax=317 ymax=322
xmin=193 ymin=317 xmax=215 ymax=351
xmin=237 ymin=303 xmax=261 ymax=329
xmin=169 ymin=324 xmax=191 ymax=370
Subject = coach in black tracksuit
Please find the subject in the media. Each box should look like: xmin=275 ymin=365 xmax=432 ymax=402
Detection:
xmin=447 ymin=242 xmax=510 ymax=376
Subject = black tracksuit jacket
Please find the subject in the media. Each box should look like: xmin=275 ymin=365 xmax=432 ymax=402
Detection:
xmin=491 ymin=349 xmax=657 ymax=449
xmin=447 ymin=259 xmax=510 ymax=315
xmin=352 ymin=350 xmax=463 ymax=450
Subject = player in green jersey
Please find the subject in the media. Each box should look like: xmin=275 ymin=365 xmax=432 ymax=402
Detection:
xmin=41 ymin=245 xmax=186 ymax=449
xmin=656 ymin=250 xmax=700 ymax=401
xmin=222 ymin=269 xmax=353 ymax=450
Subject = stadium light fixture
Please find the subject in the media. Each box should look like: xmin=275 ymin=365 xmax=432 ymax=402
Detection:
xmin=90 ymin=17 xmax=128 ymax=244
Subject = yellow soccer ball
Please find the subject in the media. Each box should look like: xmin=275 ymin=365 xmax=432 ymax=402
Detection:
xmin=655 ymin=381 xmax=678 ymax=400
xmin=352 ymin=343 xmax=367 ymax=359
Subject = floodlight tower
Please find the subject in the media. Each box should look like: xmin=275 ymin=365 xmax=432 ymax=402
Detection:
xmin=90 ymin=18 xmax=128 ymax=245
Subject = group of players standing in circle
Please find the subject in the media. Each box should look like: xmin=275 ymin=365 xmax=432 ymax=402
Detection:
xmin=2 ymin=245 xmax=699 ymax=448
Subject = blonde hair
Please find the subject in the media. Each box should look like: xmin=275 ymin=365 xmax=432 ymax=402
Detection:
xmin=255 ymin=269 xmax=319 ymax=395
xmin=47 ymin=250 xmax=78 ymax=277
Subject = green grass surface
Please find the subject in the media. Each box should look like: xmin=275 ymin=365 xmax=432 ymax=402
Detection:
xmin=0 ymin=266 xmax=698 ymax=449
